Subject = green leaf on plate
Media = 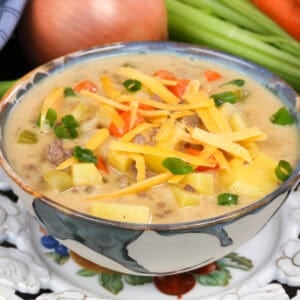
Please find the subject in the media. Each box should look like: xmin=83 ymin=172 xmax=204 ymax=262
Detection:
xmin=98 ymin=273 xmax=123 ymax=295
xmin=77 ymin=268 xmax=99 ymax=277
xmin=46 ymin=252 xmax=69 ymax=265
xmin=124 ymin=274 xmax=153 ymax=285
xmin=218 ymin=252 xmax=253 ymax=271
xmin=195 ymin=268 xmax=231 ymax=286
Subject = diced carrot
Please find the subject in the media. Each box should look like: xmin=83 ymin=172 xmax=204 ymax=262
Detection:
xmin=204 ymin=70 xmax=223 ymax=81
xmin=184 ymin=148 xmax=202 ymax=156
xmin=109 ymin=110 xmax=145 ymax=137
xmin=153 ymin=70 xmax=177 ymax=80
xmin=195 ymin=163 xmax=219 ymax=172
xmin=168 ymin=79 xmax=190 ymax=98
xmin=138 ymin=103 xmax=155 ymax=110
xmin=96 ymin=155 xmax=109 ymax=174
xmin=74 ymin=80 xmax=98 ymax=93
xmin=184 ymin=148 xmax=219 ymax=171
xmin=251 ymin=0 xmax=300 ymax=41
xmin=124 ymin=101 xmax=155 ymax=111
xmin=153 ymin=70 xmax=189 ymax=98
xmin=109 ymin=123 xmax=127 ymax=137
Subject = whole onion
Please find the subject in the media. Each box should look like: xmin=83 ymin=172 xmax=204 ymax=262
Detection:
xmin=17 ymin=0 xmax=168 ymax=66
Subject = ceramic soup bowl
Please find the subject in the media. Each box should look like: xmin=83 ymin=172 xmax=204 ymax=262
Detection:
xmin=0 ymin=42 xmax=299 ymax=276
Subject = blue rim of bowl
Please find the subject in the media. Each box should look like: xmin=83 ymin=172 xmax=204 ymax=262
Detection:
xmin=0 ymin=0 xmax=27 ymax=50
xmin=0 ymin=41 xmax=299 ymax=230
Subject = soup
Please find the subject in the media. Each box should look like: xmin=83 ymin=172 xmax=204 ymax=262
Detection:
xmin=4 ymin=53 xmax=299 ymax=224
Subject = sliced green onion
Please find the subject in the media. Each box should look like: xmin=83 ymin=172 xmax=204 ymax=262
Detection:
xmin=73 ymin=146 xmax=97 ymax=164
xmin=54 ymin=126 xmax=70 ymax=139
xmin=162 ymin=157 xmax=194 ymax=175
xmin=217 ymin=193 xmax=238 ymax=205
xmin=123 ymin=79 xmax=142 ymax=92
xmin=212 ymin=91 xmax=237 ymax=107
xmin=17 ymin=130 xmax=38 ymax=144
xmin=36 ymin=108 xmax=57 ymax=127
xmin=64 ymin=87 xmax=77 ymax=97
xmin=62 ymin=114 xmax=79 ymax=129
xmin=54 ymin=114 xmax=79 ymax=139
xmin=270 ymin=107 xmax=295 ymax=126
xmin=275 ymin=160 xmax=293 ymax=181
xmin=223 ymin=79 xmax=245 ymax=87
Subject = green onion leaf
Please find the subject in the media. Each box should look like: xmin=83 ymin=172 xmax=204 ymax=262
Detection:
xmin=17 ymin=130 xmax=38 ymax=144
xmin=73 ymin=146 xmax=97 ymax=164
xmin=212 ymin=91 xmax=237 ymax=107
xmin=123 ymin=79 xmax=142 ymax=92
xmin=275 ymin=160 xmax=293 ymax=181
xmin=54 ymin=125 xmax=70 ymax=139
xmin=46 ymin=108 xmax=57 ymax=126
xmin=36 ymin=108 xmax=57 ymax=127
xmin=223 ymin=79 xmax=245 ymax=87
xmin=217 ymin=193 xmax=238 ymax=205
xmin=54 ymin=114 xmax=79 ymax=139
xmin=162 ymin=157 xmax=194 ymax=175
xmin=62 ymin=114 xmax=79 ymax=129
xmin=270 ymin=107 xmax=295 ymax=126
xmin=64 ymin=87 xmax=77 ymax=97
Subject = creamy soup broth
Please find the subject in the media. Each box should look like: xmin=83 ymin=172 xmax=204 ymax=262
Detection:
xmin=4 ymin=53 xmax=299 ymax=223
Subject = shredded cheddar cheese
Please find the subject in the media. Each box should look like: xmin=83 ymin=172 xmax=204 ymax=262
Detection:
xmin=86 ymin=172 xmax=173 ymax=200
xmin=109 ymin=140 xmax=216 ymax=167
xmin=80 ymin=90 xmax=130 ymax=111
xmin=121 ymin=123 xmax=158 ymax=142
xmin=118 ymin=67 xmax=180 ymax=104
xmin=192 ymin=127 xmax=252 ymax=162
xmin=127 ymin=153 xmax=146 ymax=182
xmin=100 ymin=75 xmax=121 ymax=98
xmin=56 ymin=128 xmax=109 ymax=170
xmin=40 ymin=87 xmax=64 ymax=132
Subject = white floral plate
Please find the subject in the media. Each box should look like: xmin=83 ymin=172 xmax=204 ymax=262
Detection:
xmin=0 ymin=187 xmax=300 ymax=300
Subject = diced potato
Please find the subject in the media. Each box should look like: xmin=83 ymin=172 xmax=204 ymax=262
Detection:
xmin=219 ymin=153 xmax=278 ymax=198
xmin=107 ymin=151 xmax=133 ymax=172
xmin=144 ymin=154 xmax=166 ymax=173
xmin=71 ymin=100 xmax=89 ymax=121
xmin=171 ymin=185 xmax=201 ymax=207
xmin=181 ymin=173 xmax=214 ymax=195
xmin=157 ymin=124 xmax=185 ymax=149
xmin=43 ymin=170 xmax=73 ymax=192
xmin=89 ymin=203 xmax=150 ymax=223
xmin=72 ymin=163 xmax=102 ymax=186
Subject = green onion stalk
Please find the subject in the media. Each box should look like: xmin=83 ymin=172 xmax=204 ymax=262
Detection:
xmin=165 ymin=0 xmax=300 ymax=92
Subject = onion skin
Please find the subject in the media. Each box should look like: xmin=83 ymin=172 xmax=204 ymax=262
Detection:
xmin=18 ymin=0 xmax=168 ymax=66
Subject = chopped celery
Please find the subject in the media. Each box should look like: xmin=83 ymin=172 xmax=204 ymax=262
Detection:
xmin=0 ymin=80 xmax=16 ymax=99
xmin=165 ymin=0 xmax=300 ymax=92
xmin=17 ymin=130 xmax=38 ymax=144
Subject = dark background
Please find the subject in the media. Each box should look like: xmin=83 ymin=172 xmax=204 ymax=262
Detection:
xmin=0 ymin=33 xmax=299 ymax=299
xmin=0 ymin=34 xmax=31 ymax=81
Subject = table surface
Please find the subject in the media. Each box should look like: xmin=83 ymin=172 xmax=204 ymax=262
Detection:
xmin=0 ymin=34 xmax=299 ymax=299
